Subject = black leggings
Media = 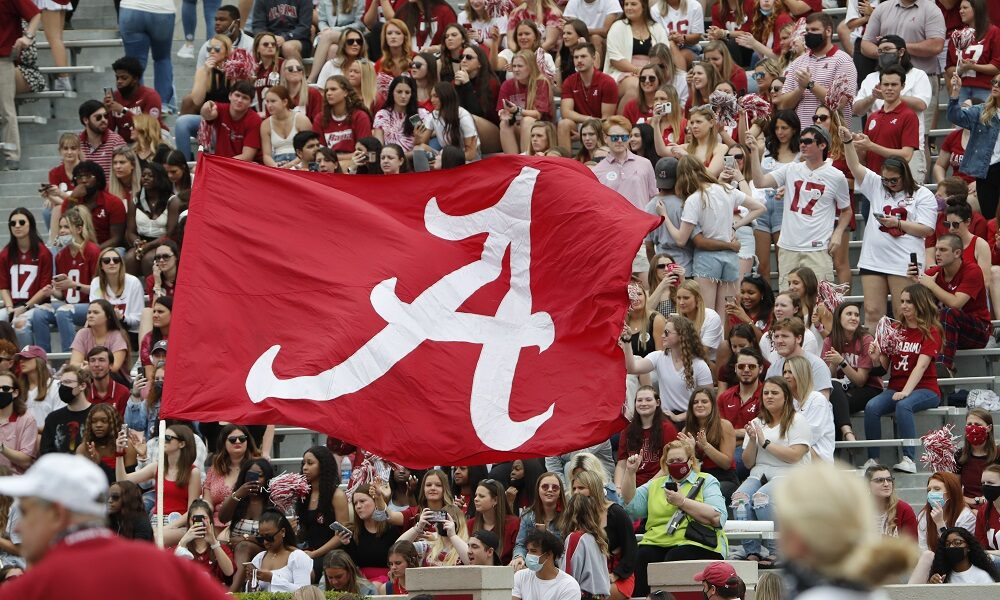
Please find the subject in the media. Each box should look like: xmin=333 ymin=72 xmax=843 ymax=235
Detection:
xmin=634 ymin=544 xmax=724 ymax=597
xmin=977 ymin=163 xmax=1000 ymax=221
xmin=830 ymin=384 xmax=883 ymax=434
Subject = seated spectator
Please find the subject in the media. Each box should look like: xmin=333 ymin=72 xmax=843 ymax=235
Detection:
xmin=13 ymin=346 xmax=60 ymax=433
xmin=296 ymin=446 xmax=350 ymax=576
xmin=512 ymin=529 xmax=581 ymax=600
xmin=925 ymin=179 xmax=987 ymax=257
xmin=703 ymin=41 xmax=746 ymax=95
xmin=276 ymin=59 xmax=321 ymax=123
xmin=314 ymin=147 xmax=343 ymax=173
xmin=760 ymin=292 xmax=819 ymax=361
xmin=260 ymin=84 xmax=314 ymax=168
xmin=822 ymin=303 xmax=882 ymax=441
xmin=394 ymin=0 xmax=458 ymax=51
xmin=40 ymin=133 xmax=82 ymax=242
xmin=622 ymin=439 xmax=727 ymax=597
xmin=70 ymin=299 xmax=132 ymax=381
xmin=453 ymin=44 xmax=501 ymax=143
xmin=179 ymin=34 xmax=237 ymax=159
xmin=379 ymin=144 xmax=407 ymax=174
xmin=0 ymin=369 xmax=36 ymax=474
xmin=680 ymin=387 xmax=737 ymax=502
xmin=506 ymin=0 xmax=561 ymax=53
xmin=467 ymin=479 xmax=519 ymax=565
xmin=614 ymin=385 xmax=678 ymax=488
xmin=203 ymin=424 xmax=258 ymax=528
xmin=251 ymin=33 xmax=283 ymax=112
xmin=89 ymin=248 xmax=145 ymax=337
xmin=559 ymin=43 xmax=617 ymax=148
xmin=625 ymin=282 xmax=665 ymax=357
xmin=247 ymin=509 xmax=313 ymax=592
xmin=438 ymin=23 xmax=470 ymax=83
xmin=0 ymin=208 xmax=52 ymax=345
xmin=373 ymin=75 xmax=426 ymax=152
xmin=731 ymin=0 xmax=792 ymax=64
xmin=592 ymin=116 xmax=657 ymax=209
xmin=917 ymin=471 xmax=976 ymax=552
xmin=451 ymin=465 xmax=488 ymax=513
xmin=38 ymin=365 xmax=93 ymax=456
xmin=105 ymin=56 xmax=163 ymax=144
xmin=384 ymin=540 xmax=420 ymax=593
xmin=510 ymin=472 xmax=566 ymax=569
xmin=315 ymin=27 xmax=368 ymax=88
xmin=107 ymin=480 xmax=154 ymax=541
xmin=163 ymin=150 xmax=192 ymax=196
xmin=650 ymin=0 xmax=703 ymax=67
xmin=467 ymin=529 xmax=501 ymax=566
xmin=125 ymin=163 xmax=180 ymax=276
xmin=348 ymin=136 xmax=383 ymax=174
xmin=323 ymin=549 xmax=380 ymax=594
xmin=926 ymin=527 xmax=1000 ymax=584
xmin=221 ymin=458 xmax=276 ymax=592
xmin=138 ymin=297 xmax=170 ymax=380
xmin=665 ymin=106 xmax=727 ymax=177
xmin=957 ymin=409 xmax=1000 ymax=510
xmin=459 ymin=0 xmax=510 ymax=54
xmin=409 ymin=52 xmax=439 ymax=111
xmin=563 ymin=0 xmax=620 ymax=53
xmin=174 ymin=498 xmax=236 ymax=583
xmin=195 ymin=5 xmax=254 ymax=68
xmin=976 ymin=464 xmax=1000 ymax=566
xmin=76 ymin=402 xmax=132 ymax=482
xmin=558 ymin=493 xmax=610 ymax=599
xmin=77 ymin=100 xmax=128 ymax=180
xmin=337 ymin=484 xmax=402 ymax=581
xmin=314 ymin=75 xmax=373 ymax=161
xmin=675 ymin=281 xmax=723 ymax=363
xmin=934 ymin=127 xmax=976 ymax=185
xmin=201 ymin=81 xmax=263 ymax=161
xmin=251 ymin=0 xmax=312 ymax=59
xmin=310 ymin=0 xmax=367 ymax=85
xmin=781 ymin=355 xmax=834 ymax=462
xmin=396 ymin=504 xmax=470 ymax=565
xmin=347 ymin=60 xmax=378 ymax=114
xmin=935 ymin=203 xmax=992 ymax=290
xmin=911 ymin=233 xmax=992 ymax=374
xmin=717 ymin=347 xmax=764 ymax=475
xmin=648 ymin=84 xmax=687 ymax=157
xmin=629 ymin=123 xmax=659 ymax=167
xmin=716 ymin=324 xmax=761 ymax=393
xmin=145 ymin=239 xmax=178 ymax=305
xmin=420 ymin=83 xmax=479 ymax=162
xmin=604 ymin=0 xmax=670 ymax=107
xmin=569 ymin=470 xmax=635 ymax=600
xmin=107 ymin=147 xmax=141 ymax=204
xmin=865 ymin=464 xmax=918 ymax=539
xmin=375 ymin=20 xmax=414 ymax=79
xmin=497 ymin=50 xmax=552 ymax=154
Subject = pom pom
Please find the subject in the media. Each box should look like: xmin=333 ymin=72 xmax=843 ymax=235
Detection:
xmin=375 ymin=71 xmax=394 ymax=99
xmin=950 ymin=27 xmax=976 ymax=53
xmin=737 ymin=93 xmax=772 ymax=123
xmin=222 ymin=48 xmax=258 ymax=82
xmin=920 ymin=425 xmax=959 ymax=473
xmin=484 ymin=0 xmax=515 ymax=19
xmin=627 ymin=280 xmax=643 ymax=310
xmin=535 ymin=48 xmax=556 ymax=81
xmin=874 ymin=316 xmax=904 ymax=356
xmin=824 ymin=74 xmax=855 ymax=112
xmin=817 ymin=280 xmax=850 ymax=312
xmin=195 ymin=120 xmax=215 ymax=154
xmin=346 ymin=451 xmax=399 ymax=497
xmin=790 ymin=17 xmax=807 ymax=43
xmin=710 ymin=90 xmax=738 ymax=129
xmin=267 ymin=473 xmax=311 ymax=513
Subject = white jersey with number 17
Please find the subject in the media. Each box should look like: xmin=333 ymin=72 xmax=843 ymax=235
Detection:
xmin=772 ymin=160 xmax=850 ymax=252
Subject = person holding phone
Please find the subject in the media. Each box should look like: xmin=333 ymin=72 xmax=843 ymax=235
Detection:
xmin=220 ymin=458 xmax=276 ymax=592
xmin=373 ymin=75 xmax=427 ymax=152
xmin=348 ymin=137 xmax=384 ymax=174
xmin=395 ymin=505 xmax=471 ymax=566
xmin=175 ymin=498 xmax=235 ymax=583
xmin=246 ymin=509 xmax=313 ymax=592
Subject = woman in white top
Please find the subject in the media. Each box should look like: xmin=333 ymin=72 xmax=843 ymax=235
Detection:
xmin=247 ymin=509 xmax=313 ymax=592
xmin=459 ymin=0 xmax=507 ymax=51
xmin=759 ymin=292 xmax=819 ymax=360
xmin=924 ymin=528 xmax=1000 ymax=584
xmin=605 ymin=0 xmax=670 ymax=107
xmin=124 ymin=163 xmax=180 ymax=277
xmin=90 ymin=247 xmax=145 ymax=334
xmin=675 ymin=280 xmax=723 ymax=364
xmin=650 ymin=0 xmax=704 ymax=67
xmin=416 ymin=83 xmax=480 ymax=162
xmin=261 ymin=85 xmax=314 ymax=168
xmin=781 ymin=355 xmax=834 ymax=462
xmin=623 ymin=314 xmax=713 ymax=428
xmin=731 ymin=376 xmax=811 ymax=563
xmin=917 ymin=472 xmax=977 ymax=552
xmin=14 ymin=348 xmax=60 ymax=436
xmin=315 ymin=27 xmax=369 ymax=88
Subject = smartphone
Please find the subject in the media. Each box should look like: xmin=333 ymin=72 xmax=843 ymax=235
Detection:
xmin=367 ymin=151 xmax=377 ymax=164
xmin=103 ymin=87 xmax=113 ymax=96
xmin=653 ymin=102 xmax=666 ymax=116
xmin=329 ymin=521 xmax=353 ymax=537
xmin=725 ymin=295 xmax=736 ymax=304
xmin=724 ymin=156 xmax=736 ymax=170
xmin=909 ymin=252 xmax=918 ymax=266
xmin=246 ymin=471 xmax=260 ymax=483
xmin=307 ymin=161 xmax=319 ymax=172
xmin=409 ymin=114 xmax=424 ymax=128
xmin=874 ymin=212 xmax=886 ymax=219
xmin=663 ymin=481 xmax=678 ymax=492
xmin=427 ymin=510 xmax=448 ymax=522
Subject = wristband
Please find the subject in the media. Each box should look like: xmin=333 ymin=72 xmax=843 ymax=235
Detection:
xmin=231 ymin=493 xmax=243 ymax=503
xmin=839 ymin=360 xmax=849 ymax=369
xmin=115 ymin=450 xmax=126 ymax=457
xmin=210 ymin=542 xmax=222 ymax=550
xmin=373 ymin=508 xmax=389 ymax=522
xmin=843 ymin=138 xmax=852 ymax=144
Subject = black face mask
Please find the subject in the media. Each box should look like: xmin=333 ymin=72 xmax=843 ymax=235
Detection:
xmin=878 ymin=53 xmax=899 ymax=70
xmin=58 ymin=384 xmax=77 ymax=404
xmin=509 ymin=478 xmax=524 ymax=490
xmin=804 ymin=32 xmax=825 ymax=51
xmin=984 ymin=484 xmax=1000 ymax=504
xmin=0 ymin=392 xmax=13 ymax=410
xmin=944 ymin=546 xmax=967 ymax=568
xmin=153 ymin=381 xmax=164 ymax=394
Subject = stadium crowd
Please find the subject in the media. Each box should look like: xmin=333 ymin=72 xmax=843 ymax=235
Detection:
xmin=2 ymin=0 xmax=1000 ymax=597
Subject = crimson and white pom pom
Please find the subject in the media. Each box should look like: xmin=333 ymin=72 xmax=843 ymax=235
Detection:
xmin=223 ymin=48 xmax=258 ymax=82
xmin=268 ymin=473 xmax=311 ymax=513
xmin=628 ymin=280 xmax=643 ymax=310
xmin=790 ymin=17 xmax=807 ymax=42
xmin=920 ymin=425 xmax=959 ymax=473
xmin=535 ymin=48 xmax=556 ymax=81
xmin=347 ymin=452 xmax=399 ymax=497
xmin=737 ymin=93 xmax=771 ymax=123
xmin=824 ymin=75 xmax=855 ymax=112
xmin=195 ymin=120 xmax=214 ymax=151
xmin=710 ymin=90 xmax=738 ymax=128
xmin=484 ymin=0 xmax=514 ymax=19
xmin=817 ymin=280 xmax=850 ymax=312
xmin=874 ymin=316 xmax=904 ymax=356
xmin=376 ymin=72 xmax=393 ymax=98
xmin=950 ymin=27 xmax=976 ymax=53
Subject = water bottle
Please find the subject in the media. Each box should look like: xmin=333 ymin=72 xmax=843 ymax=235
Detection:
xmin=735 ymin=499 xmax=749 ymax=522
xmin=340 ymin=456 xmax=352 ymax=484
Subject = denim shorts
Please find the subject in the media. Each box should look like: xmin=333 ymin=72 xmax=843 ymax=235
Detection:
xmin=735 ymin=225 xmax=755 ymax=259
xmin=693 ymin=249 xmax=740 ymax=282
xmin=753 ymin=189 xmax=782 ymax=233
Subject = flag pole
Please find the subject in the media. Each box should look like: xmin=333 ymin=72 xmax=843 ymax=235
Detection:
xmin=155 ymin=419 xmax=166 ymax=549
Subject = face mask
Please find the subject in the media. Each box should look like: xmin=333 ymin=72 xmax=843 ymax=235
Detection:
xmin=667 ymin=462 xmax=691 ymax=481
xmin=944 ymin=546 xmax=967 ymax=567
xmin=935 ymin=195 xmax=948 ymax=212
xmin=153 ymin=381 xmax=164 ymax=394
xmin=759 ymin=7 xmax=772 ymax=15
xmin=59 ymin=384 xmax=77 ymax=404
xmin=509 ymin=478 xmax=524 ymax=491
xmin=965 ymin=423 xmax=989 ymax=446
xmin=55 ymin=234 xmax=74 ymax=248
xmin=0 ymin=392 xmax=13 ymax=410
xmin=983 ymin=484 xmax=1000 ymax=504
xmin=927 ymin=490 xmax=945 ymax=509
xmin=877 ymin=53 xmax=899 ymax=70
xmin=524 ymin=553 xmax=544 ymax=572
xmin=804 ymin=32 xmax=824 ymax=51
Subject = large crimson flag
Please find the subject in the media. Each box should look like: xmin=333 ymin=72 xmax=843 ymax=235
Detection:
xmin=162 ymin=154 xmax=660 ymax=467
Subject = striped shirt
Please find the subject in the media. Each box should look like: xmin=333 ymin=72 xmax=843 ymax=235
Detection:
xmin=79 ymin=129 xmax=127 ymax=181
xmin=781 ymin=45 xmax=857 ymax=130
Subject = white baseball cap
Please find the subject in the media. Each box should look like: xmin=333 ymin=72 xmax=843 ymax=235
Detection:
xmin=0 ymin=454 xmax=108 ymax=516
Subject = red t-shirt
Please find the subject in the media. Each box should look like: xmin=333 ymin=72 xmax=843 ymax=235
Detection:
xmin=65 ymin=191 xmax=126 ymax=246
xmin=0 ymin=245 xmax=53 ymax=305
xmin=887 ymin=326 xmax=941 ymax=395
xmin=617 ymin=421 xmax=679 ymax=486
xmin=55 ymin=242 xmax=100 ymax=305
xmin=209 ymin=103 xmax=263 ymax=160
xmin=292 ymin=86 xmax=325 ymax=123
xmin=88 ymin=378 xmax=131 ymax=417
xmin=991 ymin=1 xmax=1000 ymax=30
xmin=926 ymin=261 xmax=990 ymax=321
xmin=716 ymin=382 xmax=761 ymax=431
xmin=864 ymin=103 xmax=920 ymax=174
xmin=939 ymin=129 xmax=974 ymax=183
xmin=466 ymin=514 xmax=520 ymax=564
xmin=937 ymin=0 xmax=962 ymax=34
xmin=254 ymin=61 xmax=283 ymax=110
xmin=989 ymin=219 xmax=1000 ymax=265
xmin=144 ymin=273 xmax=176 ymax=305
xmin=976 ymin=504 xmax=1000 ymax=551
xmin=622 ymin=99 xmax=652 ymax=126
xmin=926 ymin=208 xmax=987 ymax=248
xmin=496 ymin=79 xmax=552 ymax=122
xmin=313 ymin=110 xmax=373 ymax=153
xmin=660 ymin=118 xmax=687 ymax=146
xmin=895 ymin=500 xmax=919 ymax=539
xmin=561 ymin=71 xmax=617 ymax=119
xmin=108 ymin=85 xmax=164 ymax=143
xmin=48 ymin=164 xmax=74 ymax=192
xmin=394 ymin=0 xmax=458 ymax=49
xmin=821 ymin=333 xmax=883 ymax=389
xmin=729 ymin=67 xmax=748 ymax=96
xmin=711 ymin=0 xmax=754 ymax=32
xmin=0 ymin=0 xmax=39 ymax=57
xmin=947 ymin=25 xmax=1000 ymax=90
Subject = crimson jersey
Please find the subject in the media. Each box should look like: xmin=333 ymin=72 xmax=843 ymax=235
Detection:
xmin=864 ymin=103 xmax=920 ymax=174
xmin=948 ymin=26 xmax=1000 ymax=90
xmin=976 ymin=504 xmax=1000 ymax=552
xmin=0 ymin=245 xmax=53 ymax=305
xmin=64 ymin=191 xmax=126 ymax=245
xmin=144 ymin=274 xmax=176 ymax=305
xmin=926 ymin=261 xmax=990 ymax=321
xmin=108 ymin=84 xmax=164 ymax=143
xmin=887 ymin=326 xmax=941 ymax=396
xmin=939 ymin=129 xmax=974 ymax=183
xmin=55 ymin=242 xmax=100 ymax=305
xmin=717 ymin=382 xmax=762 ymax=431
xmin=313 ymin=110 xmax=372 ymax=153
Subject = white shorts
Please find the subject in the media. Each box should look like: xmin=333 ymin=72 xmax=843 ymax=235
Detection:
xmin=34 ymin=0 xmax=70 ymax=10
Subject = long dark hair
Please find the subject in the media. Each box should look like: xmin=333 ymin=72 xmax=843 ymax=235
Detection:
xmin=465 ymin=44 xmax=499 ymax=117
xmin=433 ymin=82 xmax=463 ymax=147
xmin=470 ymin=479 xmax=510 ymax=556
xmin=632 ymin=123 xmax=659 ymax=167
xmin=451 ymin=465 xmax=488 ymax=517
xmin=624 ymin=384 xmax=664 ymax=455
xmin=137 ymin=162 xmax=173 ymax=215
xmin=414 ymin=51 xmax=439 ymax=85
xmin=230 ymin=458 xmax=276 ymax=525
xmin=355 ymin=136 xmax=384 ymax=174
xmin=184 ymin=498 xmax=214 ymax=548
xmin=150 ymin=296 xmax=172 ymax=346
xmin=163 ymin=150 xmax=192 ymax=192
xmin=90 ymin=299 xmax=129 ymax=339
xmin=297 ymin=446 xmax=339 ymax=526
xmin=966 ymin=0 xmax=990 ymax=40
xmin=764 ymin=109 xmax=801 ymax=158
xmin=6 ymin=207 xmax=44 ymax=263
xmin=210 ymin=424 xmax=259 ymax=477
xmin=930 ymin=527 xmax=1000 ymax=582
xmin=829 ymin=303 xmax=868 ymax=355
xmin=741 ymin=272 xmax=775 ymax=326
xmin=438 ymin=23 xmax=469 ymax=81
xmin=684 ymin=387 xmax=723 ymax=452
xmin=109 ymin=480 xmax=146 ymax=539
xmin=259 ymin=508 xmax=299 ymax=549
xmin=382 ymin=75 xmax=419 ymax=137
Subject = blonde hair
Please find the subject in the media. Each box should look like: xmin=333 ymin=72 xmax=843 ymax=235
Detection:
xmin=61 ymin=205 xmax=98 ymax=248
xmin=685 ymin=106 xmax=720 ymax=166
xmin=526 ymin=121 xmax=557 ymax=156
xmin=426 ymin=504 xmax=468 ymax=566
xmin=107 ymin=147 xmax=142 ymax=201
xmin=513 ymin=50 xmax=543 ymax=111
xmin=567 ymin=452 xmax=610 ymax=489
xmin=981 ymin=95 xmax=999 ymax=125
xmin=279 ymin=57 xmax=309 ymax=109
xmin=755 ymin=572 xmax=783 ymax=600
xmin=349 ymin=60 xmax=377 ymax=111
xmin=659 ymin=438 xmax=700 ymax=473
xmin=132 ymin=114 xmax=163 ymax=158
xmin=97 ymin=247 xmax=126 ymax=296
xmin=773 ymin=461 xmax=919 ymax=587
xmin=783 ymin=355 xmax=814 ymax=406
xmin=677 ymin=280 xmax=706 ymax=334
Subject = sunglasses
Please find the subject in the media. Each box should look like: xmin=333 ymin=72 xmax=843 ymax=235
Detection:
xmin=992 ymin=79 xmax=1000 ymax=88
xmin=164 ymin=434 xmax=178 ymax=443
xmin=228 ymin=435 xmax=248 ymax=444
xmin=639 ymin=75 xmax=658 ymax=83
xmin=735 ymin=364 xmax=759 ymax=371
xmin=814 ymin=114 xmax=829 ymax=123
xmin=284 ymin=65 xmax=304 ymax=72
xmin=344 ymin=38 xmax=363 ymax=46
xmin=608 ymin=134 xmax=629 ymax=143
xmin=410 ymin=61 xmax=425 ymax=69
xmin=870 ymin=476 xmax=894 ymax=484
xmin=730 ymin=154 xmax=745 ymax=161
xmin=461 ymin=53 xmax=477 ymax=60
xmin=800 ymin=138 xmax=816 ymax=146
xmin=207 ymin=45 xmax=223 ymax=52
xmin=153 ymin=254 xmax=174 ymax=261
xmin=945 ymin=220 xmax=964 ymax=229
xmin=0 ymin=386 xmax=13 ymax=393
xmin=8 ymin=220 xmax=27 ymax=227
xmin=255 ymin=533 xmax=278 ymax=544
xmin=752 ymin=72 xmax=765 ymax=80
xmin=769 ymin=86 xmax=782 ymax=93
xmin=881 ymin=176 xmax=900 ymax=185
xmin=260 ymin=41 xmax=276 ymax=47
xmin=539 ymin=483 xmax=560 ymax=491
xmin=656 ymin=263 xmax=670 ymax=270
xmin=101 ymin=256 xmax=122 ymax=265
xmin=92 ymin=113 xmax=108 ymax=121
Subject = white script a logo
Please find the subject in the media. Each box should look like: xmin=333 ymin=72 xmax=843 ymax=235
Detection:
xmin=245 ymin=167 xmax=557 ymax=451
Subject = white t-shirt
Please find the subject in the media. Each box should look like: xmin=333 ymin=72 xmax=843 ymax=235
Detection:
xmin=512 ymin=568 xmax=581 ymax=600
xmin=949 ymin=564 xmax=996 ymax=584
xmin=88 ymin=273 xmax=146 ymax=332
xmin=916 ymin=506 xmax=977 ymax=550
xmin=645 ymin=350 xmax=714 ymax=412
xmin=562 ymin=0 xmax=622 ymax=31
xmin=498 ymin=49 xmax=556 ymax=81
xmin=680 ymin=184 xmax=746 ymax=242
xmin=742 ymin=412 xmax=813 ymax=479
xmin=770 ymin=160 xmax=851 ymax=252
xmin=760 ymin=327 xmax=821 ymax=362
xmin=857 ymin=67 xmax=931 ymax=150
xmin=457 ymin=13 xmax=509 ymax=48
xmin=794 ymin=391 xmax=835 ymax=462
xmin=856 ymin=168 xmax=938 ymax=277
xmin=844 ymin=0 xmax=881 ymax=42
xmin=424 ymin=107 xmax=480 ymax=157
xmin=25 ymin=382 xmax=61 ymax=432
xmin=649 ymin=0 xmax=705 ymax=37
xmin=700 ymin=308 xmax=724 ymax=361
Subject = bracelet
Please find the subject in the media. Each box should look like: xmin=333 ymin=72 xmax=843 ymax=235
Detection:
xmin=843 ymin=138 xmax=852 ymax=144
xmin=210 ymin=542 xmax=222 ymax=550
xmin=230 ymin=493 xmax=243 ymax=503
xmin=373 ymin=508 xmax=389 ymax=522
xmin=839 ymin=360 xmax=849 ymax=369
xmin=115 ymin=450 xmax=125 ymax=457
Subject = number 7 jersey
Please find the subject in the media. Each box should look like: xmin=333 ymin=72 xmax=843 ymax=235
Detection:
xmin=770 ymin=160 xmax=851 ymax=252
xmin=0 ymin=245 xmax=53 ymax=304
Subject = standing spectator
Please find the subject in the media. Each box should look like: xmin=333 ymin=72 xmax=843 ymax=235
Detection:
xmin=947 ymin=0 xmax=1000 ymax=104
xmin=910 ymin=233 xmax=992 ymax=373
xmin=644 ymin=157 xmax=692 ymax=273
xmin=842 ymin=0 xmax=881 ymax=84
xmin=119 ymin=0 xmax=176 ymax=110
xmin=78 ymin=100 xmax=127 ymax=180
xmin=558 ymin=43 xmax=617 ymax=149
xmin=854 ymin=66 xmax=921 ymax=176
xmin=38 ymin=365 xmax=93 ymax=456
xmin=252 ymin=0 xmax=312 ymax=59
xmin=200 ymin=81 xmax=263 ymax=161
xmin=196 ymin=5 xmax=254 ymax=67
xmin=777 ymin=13 xmax=857 ymax=130
xmin=592 ymin=116 xmax=657 ymax=210
xmin=178 ymin=0 xmax=224 ymax=59
xmin=0 ymin=0 xmax=40 ymax=170
xmin=946 ymin=72 xmax=1000 ymax=223
xmin=558 ymin=493 xmax=610 ymax=599
xmin=105 ymin=57 xmax=163 ymax=144
xmin=613 ymin=385 xmax=679 ymax=489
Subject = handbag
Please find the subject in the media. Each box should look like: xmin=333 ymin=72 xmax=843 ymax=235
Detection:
xmin=684 ymin=517 xmax=718 ymax=547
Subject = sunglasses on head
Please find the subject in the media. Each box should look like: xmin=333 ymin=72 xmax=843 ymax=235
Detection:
xmin=256 ymin=533 xmax=278 ymax=544
xmin=101 ymin=255 xmax=122 ymax=265
xmin=228 ymin=435 xmax=248 ymax=444
xmin=9 ymin=220 xmax=27 ymax=227
xmin=284 ymin=65 xmax=303 ymax=72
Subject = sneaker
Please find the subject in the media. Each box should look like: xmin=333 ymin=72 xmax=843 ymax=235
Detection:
xmin=861 ymin=458 xmax=879 ymax=471
xmin=52 ymin=77 xmax=73 ymax=92
xmin=893 ymin=456 xmax=917 ymax=474
xmin=176 ymin=43 xmax=195 ymax=59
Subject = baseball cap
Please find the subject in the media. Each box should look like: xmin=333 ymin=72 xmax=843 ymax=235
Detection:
xmin=876 ymin=34 xmax=907 ymax=51
xmin=14 ymin=345 xmax=46 ymax=361
xmin=655 ymin=157 xmax=678 ymax=190
xmin=151 ymin=340 xmax=168 ymax=355
xmin=471 ymin=529 xmax=501 ymax=565
xmin=693 ymin=562 xmax=739 ymax=588
xmin=802 ymin=125 xmax=830 ymax=147
xmin=0 ymin=454 xmax=108 ymax=516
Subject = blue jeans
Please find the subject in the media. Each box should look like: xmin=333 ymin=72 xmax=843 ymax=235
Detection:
xmin=959 ymin=86 xmax=992 ymax=104
xmin=31 ymin=302 xmax=87 ymax=353
xmin=174 ymin=114 xmax=202 ymax=161
xmin=119 ymin=8 xmax=176 ymax=107
xmin=181 ymin=0 xmax=221 ymax=42
xmin=731 ymin=476 xmax=777 ymax=557
xmin=864 ymin=388 xmax=940 ymax=460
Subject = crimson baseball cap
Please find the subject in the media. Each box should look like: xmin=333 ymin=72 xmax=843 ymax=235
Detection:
xmin=15 ymin=345 xmax=46 ymax=361
xmin=693 ymin=562 xmax=739 ymax=587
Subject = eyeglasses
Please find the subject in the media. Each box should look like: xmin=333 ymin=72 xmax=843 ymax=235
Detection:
xmin=870 ymin=476 xmax=894 ymax=484
xmin=461 ymin=53 xmax=477 ymax=60
xmin=228 ymin=435 xmax=248 ymax=444
xmin=101 ymin=255 xmax=122 ymax=265
xmin=735 ymin=364 xmax=759 ymax=371
xmin=945 ymin=220 xmax=964 ymax=229
xmin=730 ymin=154 xmax=745 ymax=161
xmin=8 ymin=220 xmax=27 ymax=227
xmin=800 ymin=138 xmax=816 ymax=146
xmin=255 ymin=533 xmax=278 ymax=544
xmin=881 ymin=176 xmax=900 ymax=186
xmin=639 ymin=75 xmax=658 ymax=83
xmin=945 ymin=540 xmax=969 ymax=548
xmin=769 ymin=86 xmax=782 ymax=93
xmin=0 ymin=386 xmax=13 ymax=393
xmin=284 ymin=65 xmax=304 ymax=72
xmin=539 ymin=483 xmax=560 ymax=491
xmin=164 ymin=434 xmax=178 ymax=443
xmin=153 ymin=253 xmax=174 ymax=261
xmin=207 ymin=45 xmax=223 ymax=52
xmin=608 ymin=134 xmax=629 ymax=143
xmin=344 ymin=38 xmax=363 ymax=46
xmin=813 ymin=114 xmax=829 ymax=123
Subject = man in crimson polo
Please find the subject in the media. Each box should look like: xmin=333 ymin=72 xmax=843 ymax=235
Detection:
xmin=0 ymin=454 xmax=229 ymax=599
xmin=853 ymin=65 xmax=920 ymax=175
xmin=910 ymin=233 xmax=993 ymax=375
xmin=557 ymin=43 xmax=617 ymax=148
xmin=716 ymin=349 xmax=763 ymax=477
